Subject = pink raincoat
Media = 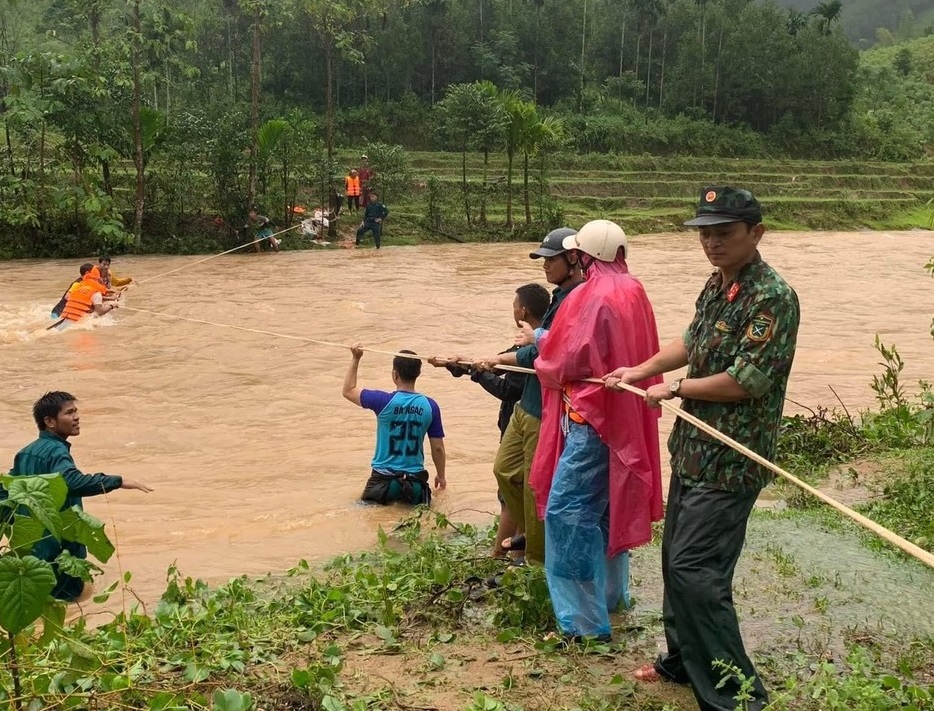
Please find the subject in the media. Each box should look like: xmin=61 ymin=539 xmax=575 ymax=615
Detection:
xmin=529 ymin=253 xmax=664 ymax=556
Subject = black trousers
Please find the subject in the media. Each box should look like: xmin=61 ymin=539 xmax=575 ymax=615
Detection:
xmin=654 ymin=475 xmax=767 ymax=711
xmin=361 ymin=470 xmax=430 ymax=506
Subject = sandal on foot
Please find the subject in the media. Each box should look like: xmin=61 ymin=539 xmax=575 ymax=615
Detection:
xmin=633 ymin=664 xmax=663 ymax=682
xmin=501 ymin=534 xmax=526 ymax=552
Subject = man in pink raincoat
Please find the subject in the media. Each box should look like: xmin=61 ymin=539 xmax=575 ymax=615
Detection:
xmin=529 ymin=219 xmax=663 ymax=641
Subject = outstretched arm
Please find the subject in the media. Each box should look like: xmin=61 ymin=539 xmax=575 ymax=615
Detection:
xmin=342 ymin=344 xmax=365 ymax=406
xmin=47 ymin=451 xmax=151 ymax=495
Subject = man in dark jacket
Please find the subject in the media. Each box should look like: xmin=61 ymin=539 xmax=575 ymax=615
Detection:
xmin=474 ymin=229 xmax=585 ymax=564
xmin=6 ymin=391 xmax=152 ymax=601
xmin=355 ymin=192 xmax=390 ymax=249
xmin=431 ymin=282 xmax=550 ymax=557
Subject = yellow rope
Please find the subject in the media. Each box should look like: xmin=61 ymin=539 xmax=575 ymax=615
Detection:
xmin=119 ymin=306 xmax=429 ymax=360
xmin=134 ymin=223 xmax=303 ymax=286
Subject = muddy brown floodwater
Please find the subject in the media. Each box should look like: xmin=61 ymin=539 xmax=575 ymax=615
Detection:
xmin=1 ymin=231 xmax=932 ymax=615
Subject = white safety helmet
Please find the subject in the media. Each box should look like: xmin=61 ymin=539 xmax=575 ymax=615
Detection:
xmin=561 ymin=219 xmax=627 ymax=261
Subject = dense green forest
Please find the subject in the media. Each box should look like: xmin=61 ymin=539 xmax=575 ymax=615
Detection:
xmin=776 ymin=0 xmax=934 ymax=46
xmin=0 ymin=0 xmax=932 ymax=256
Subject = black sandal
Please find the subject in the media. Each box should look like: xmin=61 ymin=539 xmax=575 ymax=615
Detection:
xmin=501 ymin=534 xmax=527 ymax=551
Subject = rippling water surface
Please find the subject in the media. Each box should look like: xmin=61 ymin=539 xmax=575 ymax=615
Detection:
xmin=1 ymin=230 xmax=931 ymax=610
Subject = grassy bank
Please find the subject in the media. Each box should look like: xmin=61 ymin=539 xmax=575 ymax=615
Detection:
xmin=7 ymin=152 xmax=932 ymax=258
xmin=1 ymin=500 xmax=930 ymax=711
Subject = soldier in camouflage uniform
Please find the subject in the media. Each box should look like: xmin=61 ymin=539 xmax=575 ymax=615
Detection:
xmin=605 ymin=187 xmax=800 ymax=711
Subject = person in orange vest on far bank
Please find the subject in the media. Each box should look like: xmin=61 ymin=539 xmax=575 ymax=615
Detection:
xmin=345 ymin=168 xmax=362 ymax=213
xmin=61 ymin=266 xmax=119 ymax=323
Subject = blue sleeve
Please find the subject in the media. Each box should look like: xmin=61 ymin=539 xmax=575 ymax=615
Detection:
xmin=515 ymin=344 xmax=539 ymax=368
xmin=427 ymin=399 xmax=445 ymax=439
xmin=360 ymin=389 xmax=393 ymax=415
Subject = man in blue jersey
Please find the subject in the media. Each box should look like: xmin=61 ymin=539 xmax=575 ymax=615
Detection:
xmin=343 ymin=345 xmax=446 ymax=505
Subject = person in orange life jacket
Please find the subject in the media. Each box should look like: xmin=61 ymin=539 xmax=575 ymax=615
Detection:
xmin=345 ymin=169 xmax=362 ymax=213
xmin=343 ymin=345 xmax=446 ymax=505
xmin=61 ymin=267 xmax=118 ymax=323
xmin=51 ymin=262 xmax=94 ymax=318
xmin=98 ymin=255 xmax=133 ymax=289
xmin=5 ymin=391 xmax=152 ymax=602
xmin=429 ymin=282 xmax=551 ymax=557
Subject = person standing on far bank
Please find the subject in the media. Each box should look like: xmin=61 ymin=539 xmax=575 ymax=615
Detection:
xmin=345 ymin=169 xmax=362 ymax=213
xmin=356 ymin=192 xmax=389 ymax=249
xmin=605 ymin=187 xmax=800 ymax=711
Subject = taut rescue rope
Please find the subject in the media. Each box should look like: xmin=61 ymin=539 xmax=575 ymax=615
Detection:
xmin=119 ymin=304 xmax=934 ymax=570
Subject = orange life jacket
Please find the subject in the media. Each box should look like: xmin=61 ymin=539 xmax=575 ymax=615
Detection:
xmin=345 ymin=175 xmax=361 ymax=196
xmin=61 ymin=279 xmax=106 ymax=322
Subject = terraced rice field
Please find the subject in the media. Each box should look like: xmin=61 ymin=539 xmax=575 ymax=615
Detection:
xmin=381 ymin=152 xmax=934 ymax=237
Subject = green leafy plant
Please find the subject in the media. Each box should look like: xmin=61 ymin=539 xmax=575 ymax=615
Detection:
xmin=0 ymin=473 xmax=114 ymax=710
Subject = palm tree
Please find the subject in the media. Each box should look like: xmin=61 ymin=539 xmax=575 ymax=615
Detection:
xmin=520 ymin=113 xmax=565 ymax=225
xmin=499 ymin=90 xmax=535 ymax=229
xmin=475 ymin=81 xmax=507 ymax=224
xmin=811 ymin=0 xmax=843 ymax=36
xmin=786 ymin=9 xmax=808 ymax=36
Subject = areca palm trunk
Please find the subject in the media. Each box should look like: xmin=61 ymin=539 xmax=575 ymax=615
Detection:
xmin=131 ymin=0 xmax=144 ymax=246
xmin=480 ymin=149 xmax=489 ymax=224
xmin=505 ymin=147 xmax=514 ymax=228
xmin=249 ymin=3 xmax=262 ymax=204
xmin=523 ymin=152 xmax=531 ymax=225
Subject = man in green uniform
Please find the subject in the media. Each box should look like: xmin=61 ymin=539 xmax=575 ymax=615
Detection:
xmin=606 ymin=187 xmax=800 ymax=711
xmin=6 ymin=392 xmax=153 ymax=601
xmin=475 ymin=227 xmax=585 ymax=564
xmin=355 ymin=192 xmax=390 ymax=249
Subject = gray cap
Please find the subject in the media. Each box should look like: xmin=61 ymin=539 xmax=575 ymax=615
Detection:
xmin=530 ymin=227 xmax=578 ymax=259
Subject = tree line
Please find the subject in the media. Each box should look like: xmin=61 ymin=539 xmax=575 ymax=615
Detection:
xmin=0 ymin=0 xmax=927 ymax=256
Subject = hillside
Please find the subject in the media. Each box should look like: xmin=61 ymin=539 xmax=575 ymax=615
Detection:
xmin=774 ymin=0 xmax=934 ymax=46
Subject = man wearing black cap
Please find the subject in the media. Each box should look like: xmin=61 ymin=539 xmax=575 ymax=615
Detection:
xmin=606 ymin=187 xmax=800 ymax=711
xmin=474 ymin=228 xmax=584 ymax=565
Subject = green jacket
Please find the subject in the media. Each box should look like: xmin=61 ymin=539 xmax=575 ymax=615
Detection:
xmin=514 ymin=282 xmax=582 ymax=420
xmin=669 ymin=253 xmax=800 ymax=492
xmin=8 ymin=431 xmax=123 ymax=562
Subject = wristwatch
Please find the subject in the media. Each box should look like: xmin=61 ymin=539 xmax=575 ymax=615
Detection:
xmin=670 ymin=378 xmax=685 ymax=397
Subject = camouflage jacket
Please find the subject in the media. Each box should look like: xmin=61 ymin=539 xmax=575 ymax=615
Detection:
xmin=669 ymin=253 xmax=800 ymax=492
